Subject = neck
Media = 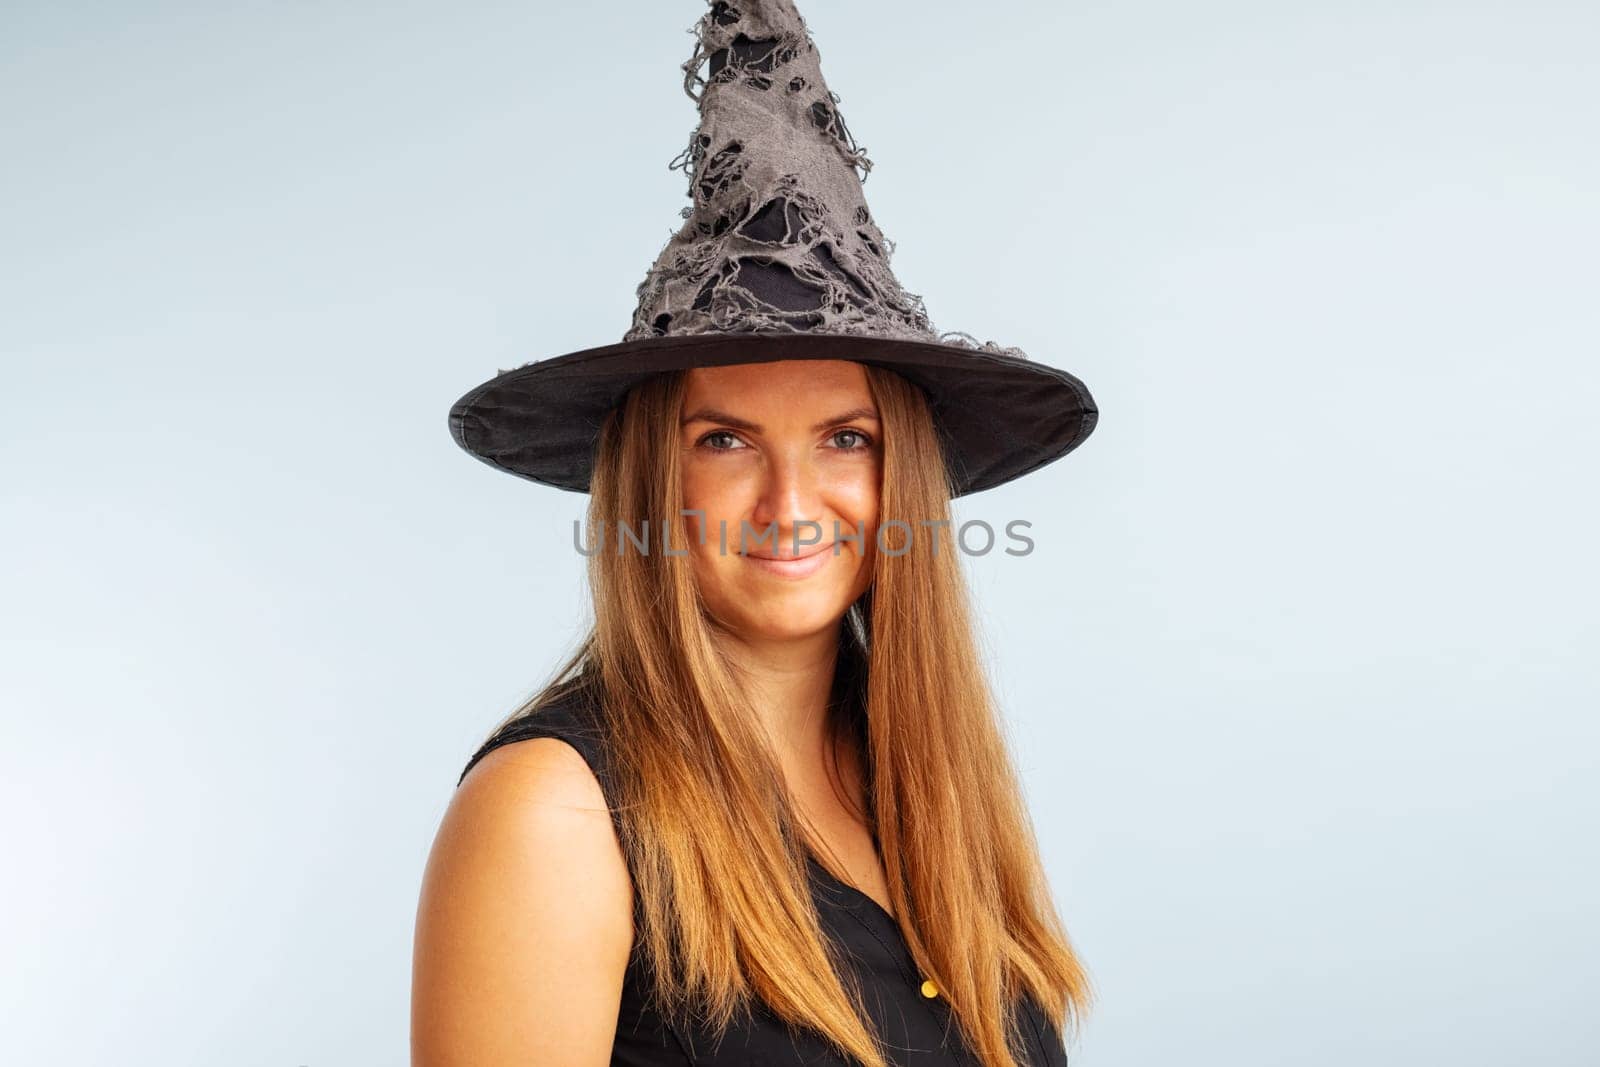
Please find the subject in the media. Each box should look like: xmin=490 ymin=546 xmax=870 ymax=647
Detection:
xmin=720 ymin=624 xmax=841 ymax=773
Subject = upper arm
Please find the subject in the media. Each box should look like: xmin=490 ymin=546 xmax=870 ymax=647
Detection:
xmin=412 ymin=738 xmax=635 ymax=1067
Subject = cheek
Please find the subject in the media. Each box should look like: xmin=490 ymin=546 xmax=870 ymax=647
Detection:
xmin=681 ymin=468 xmax=739 ymax=539
xmin=680 ymin=473 xmax=741 ymax=587
xmin=687 ymin=542 xmax=727 ymax=601
xmin=830 ymin=473 xmax=880 ymax=538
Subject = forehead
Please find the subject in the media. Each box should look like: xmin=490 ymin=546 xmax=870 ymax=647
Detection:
xmin=682 ymin=359 xmax=874 ymax=408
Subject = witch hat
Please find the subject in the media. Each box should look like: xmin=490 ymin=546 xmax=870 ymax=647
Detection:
xmin=448 ymin=0 xmax=1097 ymax=497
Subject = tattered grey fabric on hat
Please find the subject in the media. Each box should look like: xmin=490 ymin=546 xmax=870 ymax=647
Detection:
xmin=448 ymin=0 xmax=1097 ymax=497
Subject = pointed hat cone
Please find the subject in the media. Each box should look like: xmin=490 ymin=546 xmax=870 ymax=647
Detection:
xmin=449 ymin=0 xmax=1097 ymax=496
xmin=629 ymin=0 xmax=930 ymax=341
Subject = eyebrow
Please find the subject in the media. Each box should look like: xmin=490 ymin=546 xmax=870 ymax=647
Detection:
xmin=681 ymin=405 xmax=881 ymax=434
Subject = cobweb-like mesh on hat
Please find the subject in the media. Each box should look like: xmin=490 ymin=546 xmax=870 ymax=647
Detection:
xmin=621 ymin=0 xmax=1028 ymax=359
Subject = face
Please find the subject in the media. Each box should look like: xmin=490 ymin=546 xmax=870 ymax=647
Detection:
xmin=679 ymin=359 xmax=881 ymax=644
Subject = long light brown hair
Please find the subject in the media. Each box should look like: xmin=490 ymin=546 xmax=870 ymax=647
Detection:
xmin=491 ymin=363 xmax=1093 ymax=1066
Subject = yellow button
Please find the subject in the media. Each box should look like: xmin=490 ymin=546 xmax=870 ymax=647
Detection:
xmin=919 ymin=979 xmax=939 ymax=998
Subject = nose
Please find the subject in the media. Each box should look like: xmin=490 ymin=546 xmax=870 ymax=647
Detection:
xmin=748 ymin=447 xmax=826 ymax=553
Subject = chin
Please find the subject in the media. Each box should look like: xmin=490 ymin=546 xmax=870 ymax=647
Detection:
xmin=722 ymin=588 xmax=854 ymax=641
xmin=739 ymin=616 xmax=845 ymax=643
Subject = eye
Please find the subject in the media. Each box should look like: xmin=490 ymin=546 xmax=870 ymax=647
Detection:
xmin=697 ymin=429 xmax=747 ymax=451
xmin=830 ymin=428 xmax=874 ymax=450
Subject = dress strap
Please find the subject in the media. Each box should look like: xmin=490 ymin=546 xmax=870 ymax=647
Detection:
xmin=457 ymin=676 xmax=615 ymax=803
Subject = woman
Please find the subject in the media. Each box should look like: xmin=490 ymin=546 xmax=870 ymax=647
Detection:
xmin=413 ymin=2 xmax=1098 ymax=1064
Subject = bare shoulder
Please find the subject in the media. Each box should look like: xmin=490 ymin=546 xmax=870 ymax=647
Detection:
xmin=412 ymin=737 xmax=634 ymax=1066
xmin=461 ymin=734 xmax=613 ymax=810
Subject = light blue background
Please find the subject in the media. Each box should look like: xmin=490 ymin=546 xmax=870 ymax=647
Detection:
xmin=3 ymin=1 xmax=1595 ymax=1064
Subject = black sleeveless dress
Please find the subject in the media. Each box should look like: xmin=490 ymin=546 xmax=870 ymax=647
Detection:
xmin=458 ymin=681 xmax=1070 ymax=1066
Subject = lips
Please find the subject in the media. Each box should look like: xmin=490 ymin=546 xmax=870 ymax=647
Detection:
xmin=745 ymin=543 xmax=834 ymax=561
xmin=740 ymin=541 xmax=839 ymax=580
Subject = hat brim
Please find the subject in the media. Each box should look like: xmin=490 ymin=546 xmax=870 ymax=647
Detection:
xmin=448 ymin=332 xmax=1097 ymax=498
